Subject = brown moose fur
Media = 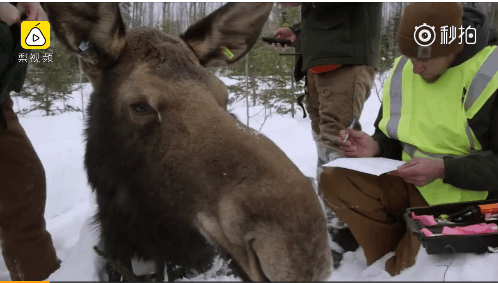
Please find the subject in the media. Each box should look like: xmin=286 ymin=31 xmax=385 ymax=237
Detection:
xmin=42 ymin=2 xmax=333 ymax=281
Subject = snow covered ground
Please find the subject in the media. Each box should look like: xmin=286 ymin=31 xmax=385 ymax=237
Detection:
xmin=1 ymin=78 xmax=497 ymax=281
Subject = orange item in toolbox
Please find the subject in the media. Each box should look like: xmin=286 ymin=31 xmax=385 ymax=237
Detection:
xmin=309 ymin=64 xmax=343 ymax=74
xmin=479 ymin=203 xmax=498 ymax=214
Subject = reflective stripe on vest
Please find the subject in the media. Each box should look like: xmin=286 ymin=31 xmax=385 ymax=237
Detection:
xmin=465 ymin=48 xmax=498 ymax=112
xmin=402 ymin=143 xmax=493 ymax=159
xmin=385 ymin=56 xmax=408 ymax=141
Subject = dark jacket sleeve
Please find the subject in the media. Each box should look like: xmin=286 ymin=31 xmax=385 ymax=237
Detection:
xmin=289 ymin=21 xmax=304 ymax=82
xmin=371 ymin=105 xmax=403 ymax=160
xmin=0 ymin=21 xmax=28 ymax=105
xmin=290 ymin=2 xmax=351 ymax=38
xmin=443 ymin=90 xmax=498 ymax=192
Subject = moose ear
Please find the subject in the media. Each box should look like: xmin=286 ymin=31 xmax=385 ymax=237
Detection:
xmin=180 ymin=3 xmax=273 ymax=68
xmin=42 ymin=3 xmax=126 ymax=69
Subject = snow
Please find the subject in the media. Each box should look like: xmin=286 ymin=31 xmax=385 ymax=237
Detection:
xmin=2 ymin=78 xmax=497 ymax=281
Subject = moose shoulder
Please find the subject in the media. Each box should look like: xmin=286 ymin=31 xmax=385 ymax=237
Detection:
xmin=42 ymin=2 xmax=333 ymax=281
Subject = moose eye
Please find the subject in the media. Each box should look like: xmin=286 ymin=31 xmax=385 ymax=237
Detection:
xmin=131 ymin=103 xmax=153 ymax=115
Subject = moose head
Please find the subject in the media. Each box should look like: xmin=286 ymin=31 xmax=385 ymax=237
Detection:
xmin=42 ymin=3 xmax=333 ymax=281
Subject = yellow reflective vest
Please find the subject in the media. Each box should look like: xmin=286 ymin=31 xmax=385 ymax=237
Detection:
xmin=378 ymin=45 xmax=498 ymax=206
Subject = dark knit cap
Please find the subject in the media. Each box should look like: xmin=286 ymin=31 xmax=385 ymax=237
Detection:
xmin=397 ymin=2 xmax=465 ymax=59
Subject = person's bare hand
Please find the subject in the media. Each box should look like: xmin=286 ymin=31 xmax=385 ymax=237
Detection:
xmin=0 ymin=3 xmax=47 ymax=27
xmin=389 ymin=158 xmax=445 ymax=187
xmin=0 ymin=3 xmax=21 ymax=26
xmin=268 ymin=27 xmax=296 ymax=50
xmin=339 ymin=128 xmax=380 ymax=158
xmin=17 ymin=2 xmax=47 ymax=22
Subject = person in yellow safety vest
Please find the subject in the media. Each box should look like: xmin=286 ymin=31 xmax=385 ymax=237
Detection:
xmin=318 ymin=2 xmax=498 ymax=277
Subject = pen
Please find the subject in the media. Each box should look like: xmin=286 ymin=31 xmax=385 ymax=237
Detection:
xmin=342 ymin=117 xmax=357 ymax=144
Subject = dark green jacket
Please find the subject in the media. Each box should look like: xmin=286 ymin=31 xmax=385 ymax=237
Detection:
xmin=0 ymin=20 xmax=29 ymax=109
xmin=290 ymin=2 xmax=382 ymax=82
xmin=372 ymin=7 xmax=498 ymax=198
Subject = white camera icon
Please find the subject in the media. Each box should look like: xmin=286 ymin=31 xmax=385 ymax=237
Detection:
xmin=465 ymin=27 xmax=477 ymax=44
xmin=414 ymin=23 xmax=436 ymax=47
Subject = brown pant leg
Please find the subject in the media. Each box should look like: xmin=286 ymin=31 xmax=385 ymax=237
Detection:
xmin=314 ymin=65 xmax=375 ymax=150
xmin=385 ymin=184 xmax=427 ymax=276
xmin=305 ymin=71 xmax=328 ymax=182
xmin=304 ymin=70 xmax=321 ymax=138
xmin=319 ymin=167 xmax=426 ymax=276
xmin=0 ymin=98 xmax=60 ymax=280
xmin=306 ymin=67 xmax=374 ymax=229
xmin=305 ymin=66 xmax=375 ymax=179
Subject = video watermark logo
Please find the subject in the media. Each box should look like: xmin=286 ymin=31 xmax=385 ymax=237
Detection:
xmin=414 ymin=23 xmax=436 ymax=47
xmin=21 ymin=21 xmax=51 ymax=49
xmin=441 ymin=25 xmax=476 ymax=45
xmin=18 ymin=52 xmax=53 ymax=63
xmin=414 ymin=23 xmax=476 ymax=46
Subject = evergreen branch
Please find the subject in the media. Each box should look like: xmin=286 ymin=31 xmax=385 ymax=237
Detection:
xmin=93 ymin=246 xmax=139 ymax=282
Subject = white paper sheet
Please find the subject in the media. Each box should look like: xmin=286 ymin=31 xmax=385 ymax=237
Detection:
xmin=323 ymin=157 xmax=406 ymax=176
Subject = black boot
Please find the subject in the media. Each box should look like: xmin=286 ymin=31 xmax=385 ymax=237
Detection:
xmin=331 ymin=226 xmax=359 ymax=253
xmin=327 ymin=210 xmax=359 ymax=269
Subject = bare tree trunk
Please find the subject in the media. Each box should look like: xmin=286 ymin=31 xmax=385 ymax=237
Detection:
xmin=148 ymin=2 xmax=154 ymax=28
xmin=251 ymin=75 xmax=257 ymax=107
xmin=179 ymin=3 xmax=186 ymax=32
xmin=290 ymin=78 xmax=295 ymax=118
xmin=162 ymin=2 xmax=167 ymax=32
xmin=133 ymin=2 xmax=140 ymax=28
xmin=132 ymin=3 xmax=135 ymax=27
xmin=44 ymin=83 xmax=49 ymax=116
xmin=186 ymin=2 xmax=190 ymax=30
xmin=200 ymin=2 xmax=206 ymax=18
xmin=245 ymin=54 xmax=250 ymax=127
xmin=135 ymin=2 xmax=141 ymax=27
xmin=258 ymin=105 xmax=271 ymax=131
xmin=138 ymin=2 xmax=143 ymax=27
xmin=136 ymin=2 xmax=139 ymax=26
xmin=268 ymin=4 xmax=282 ymax=35
xmin=79 ymin=58 xmax=86 ymax=121
xmin=167 ymin=2 xmax=172 ymax=25
xmin=167 ymin=2 xmax=173 ymax=34
xmin=142 ymin=3 xmax=145 ymax=26
xmin=14 ymin=96 xmax=21 ymax=113
xmin=185 ymin=2 xmax=190 ymax=29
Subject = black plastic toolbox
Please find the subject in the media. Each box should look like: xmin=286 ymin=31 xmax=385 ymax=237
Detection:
xmin=404 ymin=198 xmax=498 ymax=255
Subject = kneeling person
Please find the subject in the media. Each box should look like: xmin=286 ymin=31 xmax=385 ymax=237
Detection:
xmin=319 ymin=2 xmax=498 ymax=276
